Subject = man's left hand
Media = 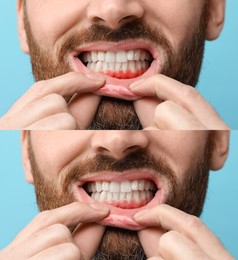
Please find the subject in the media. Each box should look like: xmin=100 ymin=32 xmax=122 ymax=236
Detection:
xmin=130 ymin=75 xmax=229 ymax=130
xmin=133 ymin=204 xmax=234 ymax=259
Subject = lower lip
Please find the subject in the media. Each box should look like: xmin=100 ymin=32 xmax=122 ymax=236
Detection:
xmin=70 ymin=57 xmax=159 ymax=101
xmin=74 ymin=186 xmax=164 ymax=230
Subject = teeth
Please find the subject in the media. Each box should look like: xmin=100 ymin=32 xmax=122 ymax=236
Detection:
xmin=116 ymin=51 xmax=128 ymax=63
xmin=131 ymin=180 xmax=139 ymax=191
xmin=110 ymin=182 xmax=120 ymax=192
xmin=98 ymin=51 xmax=105 ymax=61
xmin=120 ymin=181 xmax=131 ymax=192
xmin=127 ymin=50 xmax=134 ymax=61
xmin=81 ymin=50 xmax=152 ymax=73
xmin=85 ymin=179 xmax=157 ymax=205
xmin=102 ymin=181 xmax=110 ymax=191
xmin=105 ymin=51 xmax=116 ymax=62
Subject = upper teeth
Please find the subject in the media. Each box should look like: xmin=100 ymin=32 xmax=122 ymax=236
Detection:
xmin=81 ymin=49 xmax=152 ymax=63
xmin=85 ymin=179 xmax=157 ymax=193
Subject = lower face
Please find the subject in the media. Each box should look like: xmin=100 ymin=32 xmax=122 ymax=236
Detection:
xmin=23 ymin=3 xmax=208 ymax=130
xmin=28 ymin=131 xmax=213 ymax=258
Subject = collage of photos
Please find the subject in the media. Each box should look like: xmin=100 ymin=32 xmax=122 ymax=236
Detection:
xmin=0 ymin=0 xmax=237 ymax=259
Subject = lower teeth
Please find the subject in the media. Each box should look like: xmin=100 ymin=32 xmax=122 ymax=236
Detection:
xmin=91 ymin=190 xmax=154 ymax=206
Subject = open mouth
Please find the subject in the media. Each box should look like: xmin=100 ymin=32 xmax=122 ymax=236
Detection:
xmin=70 ymin=41 xmax=161 ymax=100
xmin=78 ymin=49 xmax=153 ymax=79
xmin=74 ymin=172 xmax=163 ymax=230
xmin=83 ymin=179 xmax=157 ymax=209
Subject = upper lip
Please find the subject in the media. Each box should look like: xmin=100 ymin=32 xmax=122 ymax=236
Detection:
xmin=71 ymin=39 xmax=160 ymax=61
xmin=76 ymin=169 xmax=162 ymax=190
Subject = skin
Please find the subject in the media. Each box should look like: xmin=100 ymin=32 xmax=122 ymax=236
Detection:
xmin=0 ymin=130 xmax=233 ymax=259
xmin=0 ymin=0 xmax=228 ymax=129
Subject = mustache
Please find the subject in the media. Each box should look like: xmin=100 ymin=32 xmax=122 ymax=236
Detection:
xmin=62 ymin=149 xmax=176 ymax=192
xmin=58 ymin=20 xmax=173 ymax=60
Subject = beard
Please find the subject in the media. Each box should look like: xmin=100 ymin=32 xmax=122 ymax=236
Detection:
xmin=27 ymin=132 xmax=214 ymax=259
xmin=23 ymin=3 xmax=209 ymax=130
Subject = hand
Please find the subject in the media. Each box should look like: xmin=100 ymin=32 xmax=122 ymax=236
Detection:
xmin=133 ymin=204 xmax=234 ymax=260
xmin=130 ymin=75 xmax=229 ymax=130
xmin=0 ymin=72 xmax=105 ymax=130
xmin=0 ymin=202 xmax=109 ymax=260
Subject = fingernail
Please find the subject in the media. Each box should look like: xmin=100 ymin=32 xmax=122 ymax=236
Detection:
xmin=129 ymin=79 xmax=145 ymax=91
xmin=89 ymin=203 xmax=109 ymax=214
xmin=85 ymin=73 xmax=105 ymax=83
xmin=133 ymin=209 xmax=150 ymax=220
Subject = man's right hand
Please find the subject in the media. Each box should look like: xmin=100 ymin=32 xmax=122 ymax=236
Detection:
xmin=0 ymin=202 xmax=109 ymax=260
xmin=0 ymin=72 xmax=105 ymax=130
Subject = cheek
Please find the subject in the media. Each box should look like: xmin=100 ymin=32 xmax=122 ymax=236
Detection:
xmin=145 ymin=1 xmax=205 ymax=48
xmin=26 ymin=0 xmax=88 ymax=47
xmin=30 ymin=132 xmax=90 ymax=178
xmin=149 ymin=131 xmax=209 ymax=179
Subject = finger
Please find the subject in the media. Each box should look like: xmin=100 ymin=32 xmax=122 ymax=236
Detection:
xmin=73 ymin=223 xmax=106 ymax=259
xmin=13 ymin=202 xmax=109 ymax=246
xmin=29 ymin=243 xmax=81 ymax=260
xmin=26 ymin=113 xmax=78 ymax=130
xmin=151 ymin=100 xmax=206 ymax=130
xmin=130 ymin=75 xmax=229 ymax=129
xmin=134 ymin=204 xmax=231 ymax=259
xmin=11 ymin=72 xmax=105 ymax=111
xmin=6 ymin=94 xmax=70 ymax=129
xmin=133 ymin=97 xmax=161 ymax=128
xmin=68 ymin=93 xmax=101 ymax=129
xmin=138 ymin=227 xmax=165 ymax=258
xmin=14 ymin=224 xmax=75 ymax=258
xmin=158 ymin=230 xmax=210 ymax=260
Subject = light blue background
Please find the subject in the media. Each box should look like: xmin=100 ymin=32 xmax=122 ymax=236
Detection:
xmin=0 ymin=1 xmax=238 ymax=128
xmin=0 ymin=131 xmax=237 ymax=258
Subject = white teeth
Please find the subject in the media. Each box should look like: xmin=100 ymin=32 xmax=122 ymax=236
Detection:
xmin=102 ymin=181 xmax=110 ymax=191
xmin=113 ymin=192 xmax=119 ymax=201
xmin=115 ymin=62 xmax=121 ymax=71
xmin=98 ymin=51 xmax=105 ymax=61
xmin=119 ymin=192 xmax=126 ymax=200
xmin=127 ymin=50 xmax=134 ymax=61
xmin=92 ymin=51 xmax=98 ymax=62
xmin=86 ymin=179 xmax=156 ymax=193
xmin=109 ymin=62 xmax=115 ymax=71
xmin=133 ymin=191 xmax=140 ymax=202
xmin=105 ymin=51 xmax=116 ymax=62
xmin=116 ymin=51 xmax=128 ymax=63
xmin=110 ymin=182 xmax=120 ymax=192
xmin=95 ymin=61 xmax=102 ymax=72
xmin=134 ymin=50 xmax=141 ymax=61
xmin=138 ymin=180 xmax=145 ymax=191
xmin=82 ymin=49 xmax=152 ymax=75
xmin=102 ymin=62 xmax=108 ymax=72
xmin=126 ymin=192 xmax=132 ymax=202
xmin=122 ymin=62 xmax=128 ymax=72
xmin=129 ymin=61 xmax=136 ymax=73
xmin=85 ymin=179 xmax=157 ymax=205
xmin=120 ymin=181 xmax=131 ymax=192
xmin=99 ymin=191 xmax=107 ymax=201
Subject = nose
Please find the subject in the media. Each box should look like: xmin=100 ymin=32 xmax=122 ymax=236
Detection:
xmin=86 ymin=0 xmax=145 ymax=30
xmin=91 ymin=131 xmax=149 ymax=160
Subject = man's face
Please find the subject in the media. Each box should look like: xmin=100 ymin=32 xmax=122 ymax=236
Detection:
xmin=25 ymin=131 xmax=215 ymax=258
xmin=19 ymin=0 xmax=212 ymax=129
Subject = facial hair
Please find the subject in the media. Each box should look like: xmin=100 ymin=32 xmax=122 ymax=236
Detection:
xmin=23 ymin=3 xmax=209 ymax=130
xmin=27 ymin=133 xmax=214 ymax=259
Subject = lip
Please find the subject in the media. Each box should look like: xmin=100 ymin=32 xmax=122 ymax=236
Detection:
xmin=68 ymin=40 xmax=164 ymax=100
xmin=72 ymin=169 xmax=165 ymax=230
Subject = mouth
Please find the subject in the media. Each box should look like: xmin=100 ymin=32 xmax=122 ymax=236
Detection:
xmin=73 ymin=171 xmax=164 ymax=230
xmin=84 ymin=179 xmax=157 ymax=209
xmin=70 ymin=41 xmax=162 ymax=100
xmin=79 ymin=49 xmax=153 ymax=79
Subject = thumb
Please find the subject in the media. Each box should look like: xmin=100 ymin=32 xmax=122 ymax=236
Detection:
xmin=138 ymin=227 xmax=166 ymax=258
